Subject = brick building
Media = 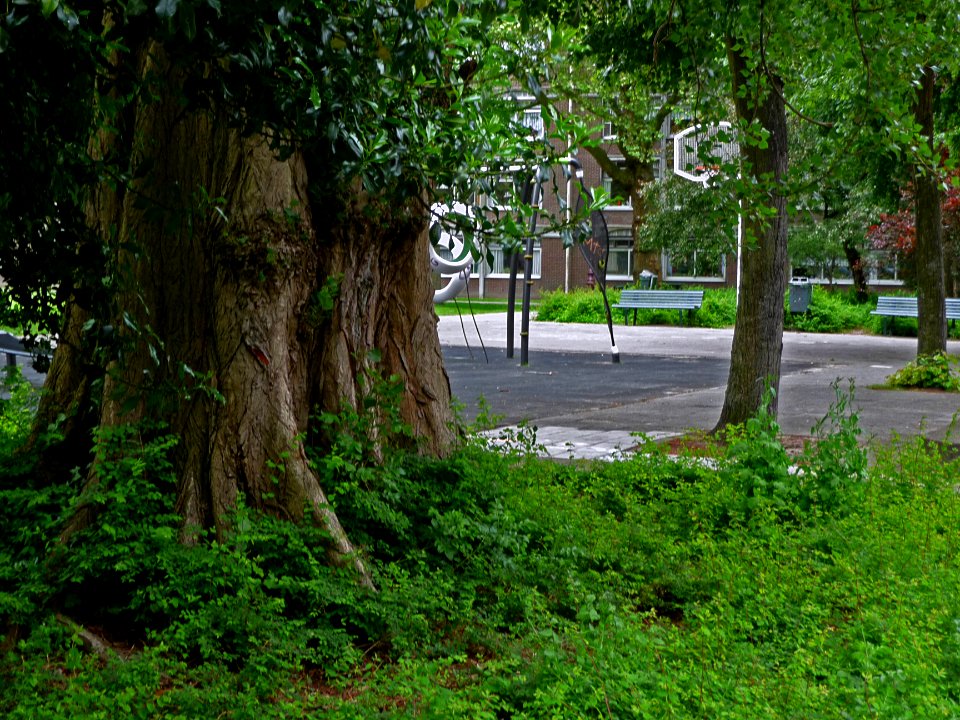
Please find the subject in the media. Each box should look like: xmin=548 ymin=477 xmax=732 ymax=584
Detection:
xmin=439 ymin=96 xmax=738 ymax=300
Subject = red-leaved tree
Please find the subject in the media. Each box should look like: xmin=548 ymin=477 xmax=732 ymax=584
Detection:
xmin=867 ymin=168 xmax=960 ymax=296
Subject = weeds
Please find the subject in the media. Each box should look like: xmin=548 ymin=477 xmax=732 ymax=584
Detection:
xmin=3 ymin=383 xmax=960 ymax=717
xmin=887 ymin=351 xmax=960 ymax=391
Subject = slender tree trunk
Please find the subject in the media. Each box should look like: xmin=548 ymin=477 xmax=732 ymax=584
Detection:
xmin=34 ymin=40 xmax=454 ymax=574
xmin=842 ymin=238 xmax=870 ymax=303
xmin=913 ymin=65 xmax=946 ymax=357
xmin=714 ymin=41 xmax=790 ymax=431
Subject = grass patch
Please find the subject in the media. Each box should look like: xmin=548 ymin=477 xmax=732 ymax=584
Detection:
xmin=434 ymin=298 xmax=536 ymax=316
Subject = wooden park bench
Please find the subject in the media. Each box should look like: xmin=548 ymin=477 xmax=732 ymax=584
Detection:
xmin=871 ymin=296 xmax=960 ymax=334
xmin=612 ymin=289 xmax=705 ymax=326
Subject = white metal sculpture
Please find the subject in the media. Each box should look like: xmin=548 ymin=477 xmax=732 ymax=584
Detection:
xmin=429 ymin=202 xmax=475 ymax=304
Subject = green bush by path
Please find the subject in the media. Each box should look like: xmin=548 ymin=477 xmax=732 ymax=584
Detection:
xmin=537 ymin=286 xmax=740 ymax=328
xmin=886 ymin=351 xmax=960 ymax=391
xmin=3 ymin=386 xmax=960 ymax=717
xmin=783 ymin=285 xmax=875 ymax=333
xmin=538 ymin=284 xmax=895 ymax=334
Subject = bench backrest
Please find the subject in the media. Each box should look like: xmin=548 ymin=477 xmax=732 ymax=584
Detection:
xmin=874 ymin=296 xmax=918 ymax=315
xmin=617 ymin=289 xmax=704 ymax=308
xmin=874 ymin=296 xmax=960 ymax=319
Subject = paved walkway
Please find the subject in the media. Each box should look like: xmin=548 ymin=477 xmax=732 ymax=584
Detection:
xmin=7 ymin=322 xmax=960 ymax=461
xmin=440 ymin=312 xmax=960 ymax=460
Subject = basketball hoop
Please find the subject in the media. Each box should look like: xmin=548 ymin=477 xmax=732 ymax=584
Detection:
xmin=673 ymin=121 xmax=743 ymax=304
xmin=673 ymin=121 xmax=738 ymax=184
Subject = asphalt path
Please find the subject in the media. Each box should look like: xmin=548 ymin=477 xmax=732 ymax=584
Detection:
xmin=440 ymin=313 xmax=960 ymax=443
xmin=7 ymin=320 xmax=960 ymax=445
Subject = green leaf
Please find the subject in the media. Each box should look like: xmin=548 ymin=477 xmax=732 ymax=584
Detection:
xmin=155 ymin=0 xmax=178 ymax=19
xmin=55 ymin=5 xmax=79 ymax=30
xmin=41 ymin=0 xmax=60 ymax=18
xmin=178 ymin=2 xmax=196 ymax=40
xmin=124 ymin=0 xmax=149 ymax=16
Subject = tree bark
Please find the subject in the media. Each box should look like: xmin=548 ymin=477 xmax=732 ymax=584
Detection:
xmin=714 ymin=41 xmax=790 ymax=431
xmin=913 ymin=65 xmax=946 ymax=357
xmin=34 ymin=40 xmax=455 ymax=574
xmin=842 ymin=238 xmax=870 ymax=303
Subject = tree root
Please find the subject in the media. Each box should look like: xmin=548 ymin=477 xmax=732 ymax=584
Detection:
xmin=55 ymin=614 xmax=130 ymax=662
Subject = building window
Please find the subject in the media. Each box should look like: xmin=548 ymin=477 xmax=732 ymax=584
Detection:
xmin=602 ymin=121 xmax=617 ymax=140
xmin=870 ymin=251 xmax=901 ymax=283
xmin=606 ymin=229 xmax=633 ymax=279
xmin=520 ymin=107 xmax=543 ymax=140
xmin=486 ymin=243 xmax=542 ymax=278
xmin=477 ymin=173 xmax=525 ymax=211
xmin=600 ymin=160 xmax=632 ymax=208
xmin=662 ymin=248 xmax=726 ymax=281
xmin=792 ymin=258 xmax=853 ymax=284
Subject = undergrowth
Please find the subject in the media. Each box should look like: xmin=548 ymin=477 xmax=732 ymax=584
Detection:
xmin=2 ymin=379 xmax=960 ymax=717
xmin=537 ymin=285 xmax=890 ymax=334
xmin=887 ymin=351 xmax=960 ymax=391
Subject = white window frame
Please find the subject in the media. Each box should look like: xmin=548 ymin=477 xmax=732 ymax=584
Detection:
xmin=867 ymin=251 xmax=905 ymax=285
xmin=521 ymin=107 xmax=544 ymax=140
xmin=485 ymin=242 xmax=542 ymax=279
xmin=600 ymin=159 xmax=632 ymax=210
xmin=605 ymin=228 xmax=633 ymax=281
xmin=793 ymin=252 xmax=904 ymax=287
xmin=662 ymin=249 xmax=726 ymax=282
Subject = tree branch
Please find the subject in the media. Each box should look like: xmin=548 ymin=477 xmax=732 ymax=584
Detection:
xmin=758 ymin=0 xmax=834 ymax=129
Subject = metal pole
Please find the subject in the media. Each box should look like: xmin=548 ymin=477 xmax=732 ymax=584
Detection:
xmin=506 ymin=251 xmax=519 ymax=358
xmin=520 ymin=177 xmax=543 ymax=366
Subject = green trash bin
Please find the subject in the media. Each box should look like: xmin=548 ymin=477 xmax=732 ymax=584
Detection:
xmin=639 ymin=269 xmax=657 ymax=289
xmin=789 ymin=276 xmax=812 ymax=313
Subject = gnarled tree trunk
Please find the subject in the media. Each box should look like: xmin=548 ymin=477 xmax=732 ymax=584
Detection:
xmin=34 ymin=40 xmax=454 ymax=573
xmin=714 ymin=40 xmax=790 ymax=431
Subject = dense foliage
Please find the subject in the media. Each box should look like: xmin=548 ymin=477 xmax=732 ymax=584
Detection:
xmin=0 ymin=0 xmax=583 ymax=344
xmin=3 ymin=376 xmax=960 ymax=716
xmin=537 ymin=285 xmax=885 ymax=335
xmin=867 ymin=168 xmax=960 ymax=292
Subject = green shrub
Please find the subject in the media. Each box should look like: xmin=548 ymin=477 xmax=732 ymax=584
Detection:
xmin=537 ymin=286 xmax=738 ymax=327
xmin=0 ymin=366 xmax=38 ymax=468
xmin=535 ymin=287 xmax=611 ymax=323
xmin=887 ymin=352 xmax=960 ymax=391
xmin=784 ymin=286 xmax=874 ymax=333
xmin=4 ymin=382 xmax=960 ymax=717
xmin=695 ymin=286 xmax=737 ymax=326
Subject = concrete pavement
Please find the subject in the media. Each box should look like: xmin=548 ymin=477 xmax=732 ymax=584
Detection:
xmin=6 ymin=320 xmax=960 ymax=461
xmin=439 ymin=312 xmax=960 ymax=458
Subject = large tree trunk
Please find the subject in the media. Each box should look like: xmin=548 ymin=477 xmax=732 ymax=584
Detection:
xmin=714 ymin=41 xmax=790 ymax=431
xmin=913 ymin=65 xmax=947 ymax=357
xmin=34 ymin=41 xmax=454 ymax=571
